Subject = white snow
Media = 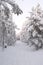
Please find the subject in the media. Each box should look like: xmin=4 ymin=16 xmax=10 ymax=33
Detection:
xmin=0 ymin=41 xmax=43 ymax=65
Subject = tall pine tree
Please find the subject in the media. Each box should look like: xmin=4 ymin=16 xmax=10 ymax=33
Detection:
xmin=20 ymin=4 xmax=43 ymax=50
xmin=0 ymin=0 xmax=23 ymax=47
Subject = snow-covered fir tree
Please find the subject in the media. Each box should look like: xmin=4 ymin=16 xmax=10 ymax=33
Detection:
xmin=0 ymin=0 xmax=23 ymax=47
xmin=20 ymin=4 xmax=43 ymax=50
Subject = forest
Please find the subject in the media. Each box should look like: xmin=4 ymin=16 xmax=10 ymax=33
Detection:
xmin=0 ymin=0 xmax=43 ymax=65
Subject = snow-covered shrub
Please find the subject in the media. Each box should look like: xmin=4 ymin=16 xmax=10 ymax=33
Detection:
xmin=20 ymin=4 xmax=43 ymax=50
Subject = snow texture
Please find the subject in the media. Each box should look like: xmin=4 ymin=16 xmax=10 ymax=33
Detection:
xmin=0 ymin=41 xmax=43 ymax=65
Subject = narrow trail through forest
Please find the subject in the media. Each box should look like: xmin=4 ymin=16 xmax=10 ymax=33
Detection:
xmin=0 ymin=40 xmax=43 ymax=65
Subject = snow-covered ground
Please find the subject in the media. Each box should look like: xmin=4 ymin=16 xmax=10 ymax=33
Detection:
xmin=0 ymin=41 xmax=43 ymax=65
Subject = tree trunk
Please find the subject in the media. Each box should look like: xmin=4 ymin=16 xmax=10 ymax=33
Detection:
xmin=2 ymin=22 xmax=6 ymax=48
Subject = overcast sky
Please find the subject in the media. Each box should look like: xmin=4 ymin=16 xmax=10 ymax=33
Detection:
xmin=13 ymin=0 xmax=43 ymax=34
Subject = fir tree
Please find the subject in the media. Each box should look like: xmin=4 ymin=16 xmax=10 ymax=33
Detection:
xmin=0 ymin=0 xmax=23 ymax=48
xmin=20 ymin=4 xmax=43 ymax=50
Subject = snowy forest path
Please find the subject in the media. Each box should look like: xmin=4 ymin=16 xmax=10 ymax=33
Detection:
xmin=0 ymin=40 xmax=43 ymax=65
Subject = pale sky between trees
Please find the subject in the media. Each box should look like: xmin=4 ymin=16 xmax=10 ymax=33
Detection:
xmin=13 ymin=0 xmax=43 ymax=34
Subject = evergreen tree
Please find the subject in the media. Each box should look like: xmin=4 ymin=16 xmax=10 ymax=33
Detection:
xmin=0 ymin=0 xmax=23 ymax=47
xmin=20 ymin=4 xmax=43 ymax=50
